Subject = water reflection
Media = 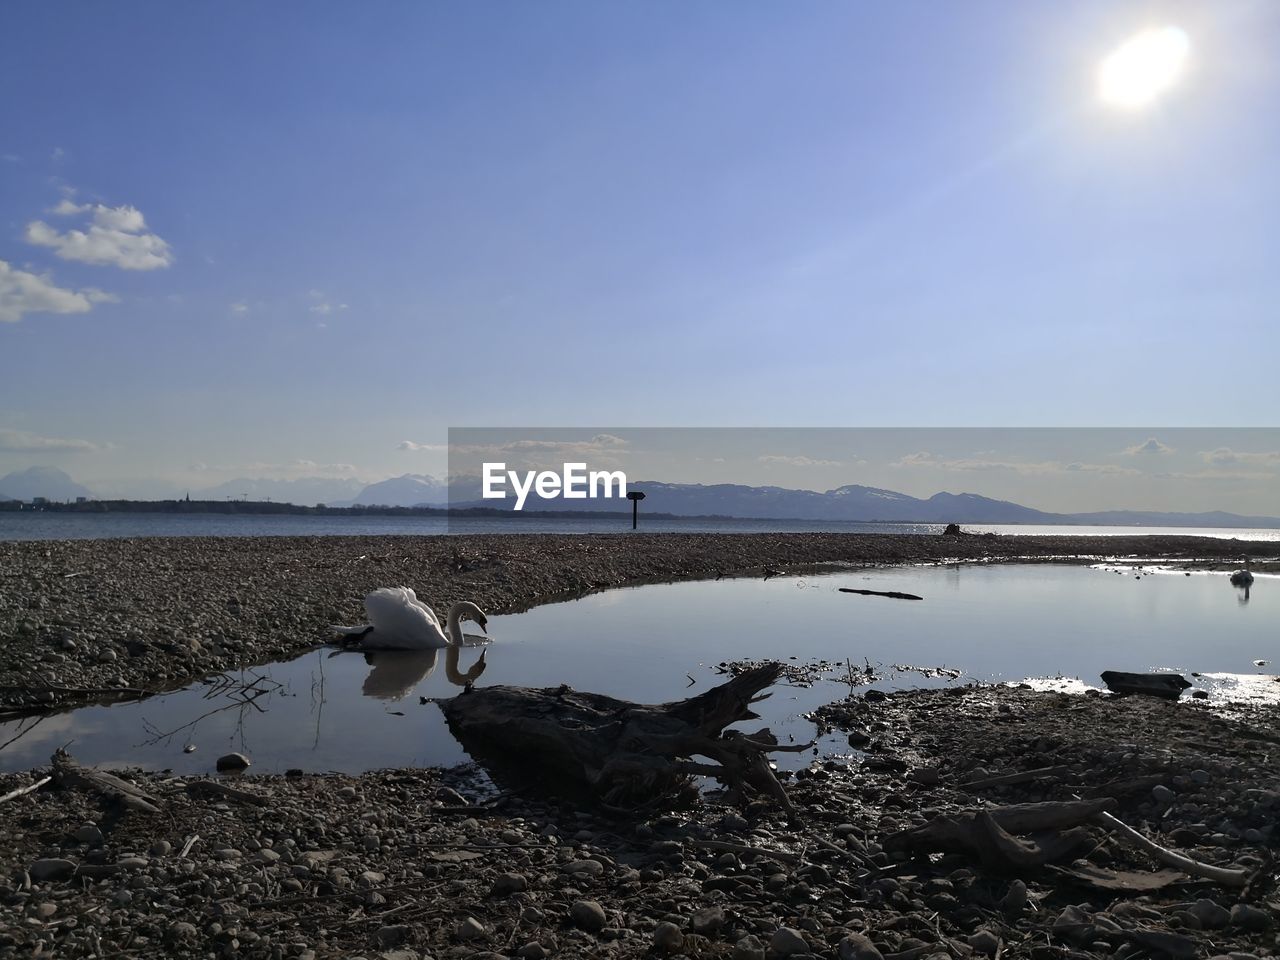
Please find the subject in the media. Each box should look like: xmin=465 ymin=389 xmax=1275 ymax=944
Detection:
xmin=359 ymin=645 xmax=488 ymax=701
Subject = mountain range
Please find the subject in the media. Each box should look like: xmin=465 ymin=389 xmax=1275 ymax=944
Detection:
xmin=2 ymin=466 xmax=1277 ymax=528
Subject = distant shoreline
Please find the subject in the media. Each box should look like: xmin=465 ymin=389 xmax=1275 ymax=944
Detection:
xmin=2 ymin=498 xmax=1278 ymax=529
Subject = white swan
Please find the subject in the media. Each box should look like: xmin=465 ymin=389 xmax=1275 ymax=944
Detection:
xmin=333 ymin=587 xmax=488 ymax=651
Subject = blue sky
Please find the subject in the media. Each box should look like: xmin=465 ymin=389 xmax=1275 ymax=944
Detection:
xmin=1 ymin=1 xmax=1277 ymax=500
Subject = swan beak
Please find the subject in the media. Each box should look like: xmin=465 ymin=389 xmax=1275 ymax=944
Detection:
xmin=477 ymin=616 xmax=488 ymax=634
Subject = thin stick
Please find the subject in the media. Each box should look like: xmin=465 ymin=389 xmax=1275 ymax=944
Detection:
xmin=0 ymin=775 xmax=51 ymax=804
xmin=1095 ymin=811 xmax=1248 ymax=887
xmin=961 ymin=765 xmax=1071 ymax=791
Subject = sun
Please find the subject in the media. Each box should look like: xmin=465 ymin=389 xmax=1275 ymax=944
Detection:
xmin=1098 ymin=26 xmax=1190 ymax=109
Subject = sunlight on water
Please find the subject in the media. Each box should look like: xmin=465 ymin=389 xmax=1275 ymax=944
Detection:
xmin=1 ymin=564 xmax=1272 ymax=775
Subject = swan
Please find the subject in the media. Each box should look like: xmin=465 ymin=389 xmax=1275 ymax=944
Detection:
xmin=1230 ymin=560 xmax=1254 ymax=588
xmin=333 ymin=587 xmax=488 ymax=650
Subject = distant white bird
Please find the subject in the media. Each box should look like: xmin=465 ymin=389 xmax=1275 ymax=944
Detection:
xmin=1230 ymin=560 xmax=1254 ymax=588
xmin=333 ymin=587 xmax=488 ymax=651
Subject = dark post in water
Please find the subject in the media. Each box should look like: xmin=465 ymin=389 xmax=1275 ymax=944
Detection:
xmin=626 ymin=490 xmax=646 ymax=529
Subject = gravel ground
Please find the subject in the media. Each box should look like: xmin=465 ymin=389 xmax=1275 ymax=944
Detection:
xmin=1 ymin=686 xmax=1276 ymax=959
xmin=1 ymin=533 xmax=1274 ymax=715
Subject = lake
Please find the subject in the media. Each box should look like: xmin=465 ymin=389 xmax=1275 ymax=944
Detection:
xmin=1 ymin=563 xmax=1271 ymax=776
xmin=1 ymin=511 xmax=1278 ymax=541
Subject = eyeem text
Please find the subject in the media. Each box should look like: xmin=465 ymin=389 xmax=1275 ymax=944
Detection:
xmin=481 ymin=462 xmax=628 ymax=511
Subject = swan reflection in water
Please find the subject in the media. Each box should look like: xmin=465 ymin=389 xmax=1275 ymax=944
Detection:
xmin=359 ymin=638 xmax=489 ymax=701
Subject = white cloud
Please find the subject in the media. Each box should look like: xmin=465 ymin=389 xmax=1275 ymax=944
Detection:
xmin=307 ymin=289 xmax=348 ymax=315
xmin=0 ymin=429 xmax=100 ymax=453
xmin=188 ymin=459 xmax=363 ymax=480
xmin=230 ymin=302 xmax=249 ymax=315
xmin=1199 ymin=447 xmax=1280 ymax=468
xmin=25 ymin=202 xmax=173 ymax=270
xmin=399 ymin=441 xmax=447 ymax=452
xmin=0 ymin=259 xmax=118 ymax=323
xmin=758 ymin=454 xmax=841 ymax=468
xmin=893 ymin=451 xmax=1139 ymax=477
xmin=1123 ymin=437 xmax=1175 ymax=456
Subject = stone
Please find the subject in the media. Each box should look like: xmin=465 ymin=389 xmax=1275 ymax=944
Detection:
xmin=1152 ymin=784 xmax=1176 ymax=804
xmin=653 ymin=921 xmax=684 ymax=952
xmin=170 ymin=922 xmax=198 ymax=940
xmin=733 ymin=935 xmax=767 ymax=960
xmin=570 ymin=899 xmax=607 ymax=933
xmin=1190 ymin=899 xmax=1231 ymax=929
xmin=491 ymin=872 xmax=529 ymax=896
xmin=149 ymin=840 xmax=172 ymax=857
xmin=839 ymin=932 xmax=884 ymax=960
xmin=770 ymin=927 xmax=810 ymax=956
xmin=256 ymin=849 xmax=282 ymax=864
xmin=517 ymin=944 xmax=546 ymax=960
xmin=562 ymin=859 xmax=604 ymax=877
xmin=455 ymin=916 xmax=486 ymax=940
xmin=374 ymin=925 xmax=412 ymax=947
xmin=74 ymin=823 xmax=104 ymax=846
xmin=35 ymin=902 xmax=57 ymax=920
xmin=968 ymin=930 xmax=1000 ymax=955
xmin=1230 ymin=904 xmax=1271 ymax=931
xmin=29 ymin=858 xmax=76 ymax=882
xmin=691 ymin=905 xmax=725 ymax=935
xmin=216 ymin=752 xmax=251 ymax=772
xmin=1001 ymin=879 xmax=1028 ymax=913
xmin=909 ymin=766 xmax=941 ymax=786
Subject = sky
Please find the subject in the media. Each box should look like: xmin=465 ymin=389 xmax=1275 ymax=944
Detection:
xmin=1 ymin=1 xmax=1277 ymax=503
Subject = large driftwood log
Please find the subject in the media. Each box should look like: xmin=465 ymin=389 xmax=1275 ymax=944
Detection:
xmin=440 ymin=663 xmax=808 ymax=816
xmin=50 ymin=748 xmax=161 ymax=814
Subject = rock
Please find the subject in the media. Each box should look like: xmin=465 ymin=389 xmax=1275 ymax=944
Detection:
xmin=770 ymin=927 xmax=810 ymax=956
xmin=562 ymin=859 xmax=604 ymax=877
xmin=1190 ymin=899 xmax=1231 ymax=929
xmin=1053 ymin=905 xmax=1095 ymax=945
xmin=256 ymin=848 xmax=282 ymax=864
xmin=733 ymin=935 xmax=767 ymax=960
xmin=169 ymin=921 xmax=198 ymax=940
xmin=838 ymin=932 xmax=884 ymax=960
xmin=216 ymin=752 xmax=251 ymax=772
xmin=570 ymin=899 xmax=607 ymax=933
xmin=338 ymin=785 xmax=357 ymax=799
xmin=491 ymin=872 xmax=529 ymax=896
xmin=74 ymin=823 xmax=104 ymax=846
xmin=29 ymin=858 xmax=76 ymax=882
xmin=149 ymin=840 xmax=172 ymax=857
xmin=653 ymin=921 xmax=684 ymax=952
xmin=864 ymin=690 xmax=888 ymax=702
xmin=1152 ymin=784 xmax=1176 ymax=804
xmin=374 ymin=924 xmax=412 ymax=947
xmin=691 ymin=905 xmax=725 ymax=935
xmin=517 ymin=943 xmax=547 ymax=960
xmin=455 ymin=916 xmax=486 ymax=940
xmin=968 ymin=930 xmax=1000 ymax=955
xmin=909 ymin=766 xmax=941 ymax=786
xmin=35 ymin=902 xmax=57 ymax=920
xmin=1001 ymin=879 xmax=1028 ymax=913
xmin=1230 ymin=904 xmax=1271 ymax=931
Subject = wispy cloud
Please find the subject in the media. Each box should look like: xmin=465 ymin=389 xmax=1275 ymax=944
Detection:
xmin=1123 ymin=437 xmax=1175 ymax=456
xmin=188 ymin=459 xmax=363 ymax=480
xmin=230 ymin=302 xmax=249 ymax=315
xmin=25 ymin=200 xmax=173 ymax=270
xmin=757 ymin=454 xmax=841 ymax=468
xmin=308 ymin=290 xmax=348 ymax=315
xmin=0 ymin=259 xmax=117 ymax=323
xmin=1198 ymin=447 xmax=1280 ymax=469
xmin=0 ymin=428 xmax=100 ymax=453
xmin=398 ymin=441 xmax=447 ymax=452
xmin=893 ymin=451 xmax=1140 ymax=477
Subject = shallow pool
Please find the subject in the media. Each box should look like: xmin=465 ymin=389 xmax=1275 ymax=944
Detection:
xmin=0 ymin=564 xmax=1271 ymax=775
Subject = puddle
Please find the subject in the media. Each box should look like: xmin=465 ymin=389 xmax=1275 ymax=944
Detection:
xmin=1 ymin=564 xmax=1273 ymax=775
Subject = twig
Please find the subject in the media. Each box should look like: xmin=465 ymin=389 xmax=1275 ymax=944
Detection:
xmin=0 ymin=775 xmax=51 ymax=804
xmin=961 ymin=765 xmax=1071 ymax=791
xmin=179 ymin=834 xmax=201 ymax=858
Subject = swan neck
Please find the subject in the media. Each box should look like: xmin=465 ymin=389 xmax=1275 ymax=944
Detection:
xmin=446 ymin=603 xmax=465 ymax=646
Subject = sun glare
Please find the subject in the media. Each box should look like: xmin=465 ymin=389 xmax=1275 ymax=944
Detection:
xmin=1098 ymin=26 xmax=1190 ymax=109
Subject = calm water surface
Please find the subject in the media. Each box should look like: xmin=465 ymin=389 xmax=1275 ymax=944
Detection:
xmin=0 ymin=565 xmax=1271 ymax=776
xmin=2 ymin=512 xmax=1278 ymax=541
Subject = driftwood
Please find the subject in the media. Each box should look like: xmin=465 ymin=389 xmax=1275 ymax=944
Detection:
xmin=50 ymin=748 xmax=161 ymax=814
xmin=961 ymin=765 xmax=1071 ymax=791
xmin=1095 ymin=810 xmax=1248 ymax=887
xmin=185 ymin=779 xmax=270 ymax=807
xmin=1100 ymin=671 xmax=1192 ymax=700
xmin=440 ymin=663 xmax=808 ymax=817
xmin=839 ymin=588 xmax=923 ymax=601
xmin=0 ymin=775 xmax=51 ymax=804
xmin=883 ymin=799 xmax=1115 ymax=872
